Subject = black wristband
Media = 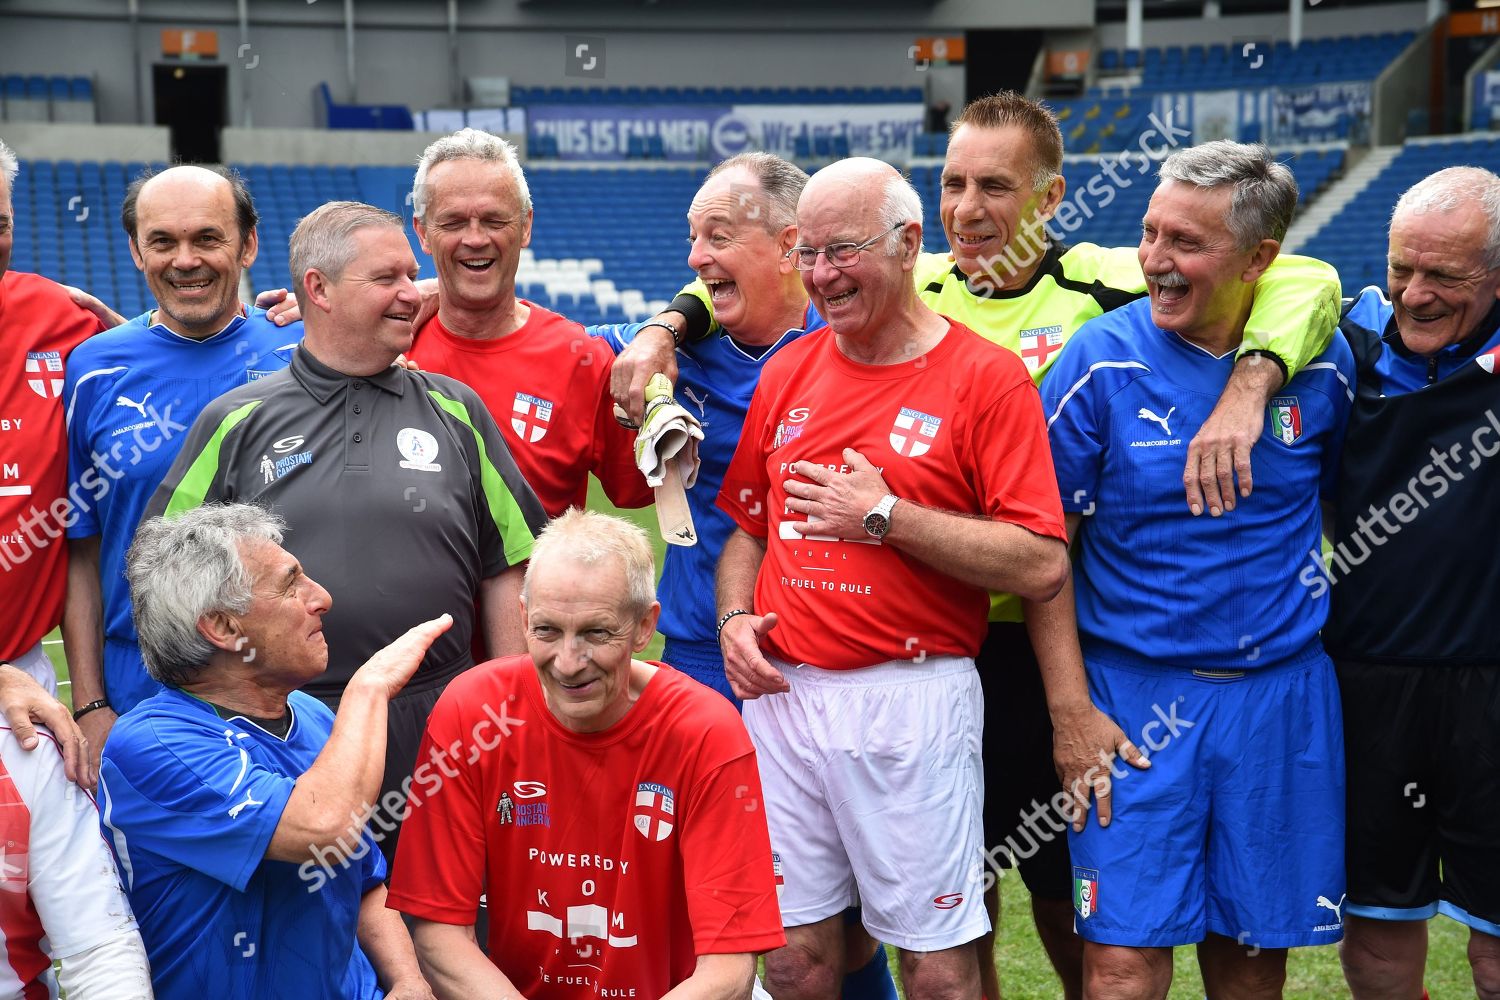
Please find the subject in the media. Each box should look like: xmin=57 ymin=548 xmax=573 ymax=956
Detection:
xmin=639 ymin=319 xmax=683 ymax=349
xmin=668 ymin=293 xmax=713 ymax=344
xmin=716 ymin=608 xmax=752 ymax=638
xmin=1238 ymin=348 xmax=1289 ymax=386
xmin=73 ymin=699 xmax=111 ymax=722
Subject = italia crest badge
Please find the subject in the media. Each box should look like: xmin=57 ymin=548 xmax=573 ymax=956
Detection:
xmin=1074 ymin=867 xmax=1099 ymax=920
xmin=1270 ymin=396 xmax=1302 ymax=444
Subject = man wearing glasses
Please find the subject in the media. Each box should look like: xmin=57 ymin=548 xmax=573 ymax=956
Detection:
xmin=715 ymin=157 xmax=1070 ymax=1000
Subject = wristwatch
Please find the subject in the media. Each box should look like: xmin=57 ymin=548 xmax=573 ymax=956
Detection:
xmin=863 ymin=495 xmax=899 ymax=539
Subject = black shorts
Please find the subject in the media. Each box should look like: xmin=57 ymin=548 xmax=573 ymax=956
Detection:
xmin=1336 ymin=659 xmax=1500 ymax=931
xmin=316 ymin=679 xmax=450 ymax=874
xmin=978 ymin=621 xmax=1072 ymax=902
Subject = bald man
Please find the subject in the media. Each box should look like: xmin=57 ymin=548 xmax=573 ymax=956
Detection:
xmin=62 ymin=164 xmax=303 ymax=766
xmin=716 ymin=158 xmax=1069 ymax=1000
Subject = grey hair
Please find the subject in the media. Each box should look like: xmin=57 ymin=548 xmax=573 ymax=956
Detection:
xmin=412 ymin=127 xmax=531 ymax=220
xmin=878 ymin=173 xmax=924 ymax=254
xmin=1158 ymin=140 xmax=1298 ymax=248
xmin=521 ymin=508 xmax=656 ymax=618
xmin=1392 ymin=166 xmax=1500 ymax=270
xmin=127 ymin=504 xmax=285 ymax=688
xmin=0 ymin=138 xmax=17 ymax=189
xmin=706 ymin=152 xmax=809 ymax=233
xmin=289 ymin=200 xmax=405 ymax=306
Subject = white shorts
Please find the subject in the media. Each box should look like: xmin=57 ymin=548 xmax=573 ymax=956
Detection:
xmin=10 ymin=641 xmax=57 ymax=697
xmin=743 ymin=654 xmax=988 ymax=952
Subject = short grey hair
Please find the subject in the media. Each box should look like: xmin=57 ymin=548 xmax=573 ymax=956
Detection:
xmin=0 ymin=138 xmax=17 ymax=189
xmin=127 ymin=505 xmax=285 ymax=688
xmin=1158 ymin=140 xmax=1298 ymax=249
xmin=521 ymin=508 xmax=656 ymax=618
xmin=412 ymin=127 xmax=531 ymax=220
xmin=706 ymin=152 xmax=809 ymax=233
xmin=878 ymin=173 xmax=924 ymax=254
xmin=288 ymin=201 xmax=405 ymax=306
xmin=1392 ymin=166 xmax=1500 ymax=270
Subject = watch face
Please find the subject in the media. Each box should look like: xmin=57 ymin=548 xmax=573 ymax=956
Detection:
xmin=864 ymin=512 xmax=889 ymax=537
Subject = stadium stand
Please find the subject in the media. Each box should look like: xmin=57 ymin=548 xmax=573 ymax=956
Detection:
xmin=9 ymin=146 xmax=1363 ymax=324
xmin=1296 ymin=134 xmax=1500 ymax=295
xmin=509 ymin=86 xmax=923 ymax=106
xmin=1094 ymin=32 xmax=1415 ymax=94
xmin=0 ymin=74 xmax=95 ymax=123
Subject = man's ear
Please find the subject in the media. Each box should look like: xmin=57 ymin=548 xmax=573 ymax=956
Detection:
xmin=413 ymin=214 xmax=431 ymax=255
xmin=1243 ymin=239 xmax=1281 ymax=284
xmin=197 ymin=610 xmax=242 ymax=655
xmin=1036 ymin=174 xmax=1067 ymax=222
xmin=777 ymin=225 xmax=799 ymax=274
xmin=303 ymin=268 xmax=334 ymax=314
xmin=634 ymin=602 xmax=662 ymax=653
xmin=238 ymin=226 xmax=259 ymax=270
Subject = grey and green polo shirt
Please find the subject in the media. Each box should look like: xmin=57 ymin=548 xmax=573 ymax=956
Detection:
xmin=147 ymin=346 xmax=547 ymax=701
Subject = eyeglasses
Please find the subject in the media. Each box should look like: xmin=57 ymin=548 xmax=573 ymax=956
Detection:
xmin=786 ymin=223 xmax=905 ymax=271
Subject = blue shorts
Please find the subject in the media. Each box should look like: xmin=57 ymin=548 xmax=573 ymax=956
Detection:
xmin=661 ymin=637 xmax=740 ymax=710
xmin=1068 ymin=651 xmax=1345 ymax=949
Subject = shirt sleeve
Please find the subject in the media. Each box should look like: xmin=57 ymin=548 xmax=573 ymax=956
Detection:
xmin=2 ymin=730 xmax=139 ymax=960
xmin=1040 ymin=338 xmax=1107 ymax=516
xmin=1318 ymin=342 xmax=1357 ymax=500
xmin=1240 ymin=253 xmax=1342 ymax=382
xmin=680 ymin=739 xmax=786 ymax=956
xmin=385 ymin=692 xmax=487 ymax=926
xmin=715 ymin=380 xmax=775 ymax=540
xmin=63 ymin=366 xmax=104 ymax=539
xmin=146 ymin=397 xmax=256 ymax=521
xmin=588 ymin=323 xmax=635 ymax=355
xmin=433 ymin=381 xmax=547 ymax=574
xmin=966 ymin=374 xmax=1067 ymax=543
xmin=592 ymin=355 xmax=655 ymax=510
xmin=98 ymin=718 xmax=295 ymax=893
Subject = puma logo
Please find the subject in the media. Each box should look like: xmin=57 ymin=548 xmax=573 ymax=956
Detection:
xmin=227 ymin=789 xmax=264 ymax=819
xmin=1137 ymin=405 xmax=1176 ymax=436
xmin=1315 ymin=894 xmax=1346 ymax=922
xmin=115 ymin=392 xmax=152 ymax=420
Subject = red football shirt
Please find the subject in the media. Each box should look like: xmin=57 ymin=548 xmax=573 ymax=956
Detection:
xmin=408 ymin=304 xmax=653 ymax=518
xmin=0 ymin=272 xmax=106 ymax=660
xmin=717 ymin=320 xmax=1066 ymax=669
xmin=388 ymin=657 xmax=785 ymax=998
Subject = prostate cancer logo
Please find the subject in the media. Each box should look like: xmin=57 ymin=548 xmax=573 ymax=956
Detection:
xmin=397 ymin=427 xmax=442 ymax=471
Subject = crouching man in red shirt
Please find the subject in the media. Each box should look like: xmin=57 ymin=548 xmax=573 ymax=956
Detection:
xmin=388 ymin=507 xmax=785 ymax=999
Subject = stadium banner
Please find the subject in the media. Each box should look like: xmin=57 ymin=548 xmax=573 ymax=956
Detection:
xmin=525 ymin=103 xmax=924 ymax=162
xmin=1267 ymin=81 xmax=1372 ymax=144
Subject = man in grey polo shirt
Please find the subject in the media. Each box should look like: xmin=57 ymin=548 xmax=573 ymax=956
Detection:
xmin=147 ymin=200 xmax=547 ymax=866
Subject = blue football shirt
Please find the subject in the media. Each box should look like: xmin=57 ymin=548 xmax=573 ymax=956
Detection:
xmin=1343 ymin=285 xmax=1500 ymax=397
xmin=1041 ymin=297 xmax=1354 ymax=671
xmin=63 ymin=310 xmax=299 ymax=711
xmin=98 ymin=687 xmax=385 ymax=1000
xmin=592 ymin=307 xmax=823 ymax=644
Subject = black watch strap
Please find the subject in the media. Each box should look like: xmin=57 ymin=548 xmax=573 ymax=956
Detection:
xmin=73 ymin=699 xmax=111 ymax=722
